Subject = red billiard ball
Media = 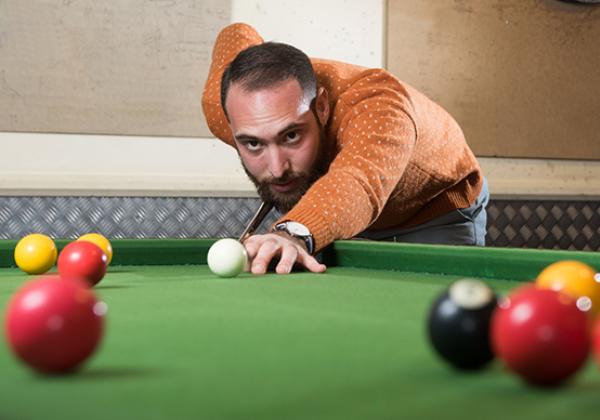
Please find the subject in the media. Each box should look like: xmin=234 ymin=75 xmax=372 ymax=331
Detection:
xmin=4 ymin=275 xmax=106 ymax=374
xmin=491 ymin=285 xmax=590 ymax=387
xmin=58 ymin=241 xmax=108 ymax=286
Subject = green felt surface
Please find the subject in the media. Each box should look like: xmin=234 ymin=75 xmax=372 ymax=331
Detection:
xmin=1 ymin=259 xmax=600 ymax=420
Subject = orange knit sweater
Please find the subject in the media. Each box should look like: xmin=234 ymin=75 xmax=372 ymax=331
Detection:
xmin=202 ymin=23 xmax=483 ymax=252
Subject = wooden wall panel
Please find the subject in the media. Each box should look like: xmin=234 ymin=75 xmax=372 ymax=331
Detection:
xmin=387 ymin=0 xmax=600 ymax=159
xmin=0 ymin=1 xmax=230 ymax=137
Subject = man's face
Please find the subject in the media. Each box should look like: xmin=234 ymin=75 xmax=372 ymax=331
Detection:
xmin=225 ymin=78 xmax=330 ymax=213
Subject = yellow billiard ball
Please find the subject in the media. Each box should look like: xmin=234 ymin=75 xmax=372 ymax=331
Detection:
xmin=536 ymin=260 xmax=600 ymax=317
xmin=14 ymin=233 xmax=58 ymax=274
xmin=77 ymin=233 xmax=113 ymax=265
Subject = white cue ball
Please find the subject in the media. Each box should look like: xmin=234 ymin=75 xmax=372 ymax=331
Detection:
xmin=207 ymin=238 xmax=248 ymax=278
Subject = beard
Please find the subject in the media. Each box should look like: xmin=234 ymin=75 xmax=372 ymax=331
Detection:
xmin=242 ymin=130 xmax=333 ymax=214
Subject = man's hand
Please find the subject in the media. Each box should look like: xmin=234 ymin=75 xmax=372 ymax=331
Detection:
xmin=243 ymin=232 xmax=326 ymax=274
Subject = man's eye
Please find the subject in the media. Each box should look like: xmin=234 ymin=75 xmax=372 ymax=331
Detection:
xmin=286 ymin=131 xmax=299 ymax=142
xmin=245 ymin=141 xmax=262 ymax=151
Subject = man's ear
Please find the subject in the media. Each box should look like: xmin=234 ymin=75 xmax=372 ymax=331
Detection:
xmin=315 ymin=86 xmax=330 ymax=126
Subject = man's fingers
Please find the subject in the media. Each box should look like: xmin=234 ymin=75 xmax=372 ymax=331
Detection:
xmin=275 ymin=244 xmax=299 ymax=274
xmin=243 ymin=238 xmax=260 ymax=259
xmin=251 ymin=239 xmax=279 ymax=274
xmin=243 ymin=233 xmax=326 ymax=275
xmin=298 ymin=252 xmax=327 ymax=273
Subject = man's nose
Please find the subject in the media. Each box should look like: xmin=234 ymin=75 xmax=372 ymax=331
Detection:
xmin=267 ymin=147 xmax=290 ymax=179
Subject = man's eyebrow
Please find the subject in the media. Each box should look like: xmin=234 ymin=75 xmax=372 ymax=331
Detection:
xmin=235 ymin=122 xmax=308 ymax=143
xmin=234 ymin=134 xmax=262 ymax=143
xmin=277 ymin=122 xmax=307 ymax=137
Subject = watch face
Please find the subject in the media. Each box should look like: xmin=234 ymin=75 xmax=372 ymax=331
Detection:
xmin=276 ymin=222 xmax=313 ymax=254
xmin=285 ymin=222 xmax=310 ymax=236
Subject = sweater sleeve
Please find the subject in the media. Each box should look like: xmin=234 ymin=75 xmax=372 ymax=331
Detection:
xmin=202 ymin=23 xmax=264 ymax=147
xmin=279 ymin=72 xmax=418 ymax=252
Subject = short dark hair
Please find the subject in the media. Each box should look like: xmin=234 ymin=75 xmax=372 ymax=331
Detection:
xmin=220 ymin=42 xmax=317 ymax=119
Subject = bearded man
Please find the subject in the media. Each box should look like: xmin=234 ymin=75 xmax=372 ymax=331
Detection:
xmin=202 ymin=23 xmax=488 ymax=275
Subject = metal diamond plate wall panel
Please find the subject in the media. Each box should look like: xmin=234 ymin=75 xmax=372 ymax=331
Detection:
xmin=0 ymin=197 xmax=280 ymax=240
xmin=486 ymin=200 xmax=600 ymax=251
xmin=1 ymin=197 xmax=599 ymax=250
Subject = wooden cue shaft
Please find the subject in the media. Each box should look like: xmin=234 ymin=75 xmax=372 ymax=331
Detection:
xmin=238 ymin=201 xmax=274 ymax=242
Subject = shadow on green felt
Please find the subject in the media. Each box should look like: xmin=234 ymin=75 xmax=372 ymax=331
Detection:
xmin=104 ymin=269 xmax=135 ymax=274
xmin=94 ymin=284 xmax=132 ymax=290
xmin=32 ymin=366 xmax=162 ymax=382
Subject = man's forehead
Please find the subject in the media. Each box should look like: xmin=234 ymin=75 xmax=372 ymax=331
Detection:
xmin=226 ymin=80 xmax=313 ymax=130
xmin=228 ymin=79 xmax=310 ymax=110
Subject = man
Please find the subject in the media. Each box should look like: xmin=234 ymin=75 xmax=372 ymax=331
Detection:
xmin=202 ymin=23 xmax=487 ymax=275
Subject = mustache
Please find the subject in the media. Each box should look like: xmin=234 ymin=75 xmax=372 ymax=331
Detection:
xmin=265 ymin=171 xmax=301 ymax=185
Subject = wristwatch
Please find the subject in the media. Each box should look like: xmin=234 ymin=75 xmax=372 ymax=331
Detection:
xmin=273 ymin=221 xmax=315 ymax=254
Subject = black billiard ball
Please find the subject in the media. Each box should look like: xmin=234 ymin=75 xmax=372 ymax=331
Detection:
xmin=427 ymin=278 xmax=498 ymax=370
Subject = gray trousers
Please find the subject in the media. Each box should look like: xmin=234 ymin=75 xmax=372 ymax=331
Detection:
xmin=356 ymin=179 xmax=489 ymax=246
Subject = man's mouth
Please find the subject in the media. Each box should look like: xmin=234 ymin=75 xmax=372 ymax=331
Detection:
xmin=270 ymin=179 xmax=297 ymax=193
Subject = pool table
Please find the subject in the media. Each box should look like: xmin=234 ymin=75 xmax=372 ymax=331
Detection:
xmin=1 ymin=239 xmax=600 ymax=420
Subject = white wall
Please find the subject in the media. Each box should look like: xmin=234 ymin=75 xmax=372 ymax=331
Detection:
xmin=231 ymin=0 xmax=384 ymax=68
xmin=0 ymin=132 xmax=253 ymax=197
xmin=1 ymin=0 xmax=599 ymax=198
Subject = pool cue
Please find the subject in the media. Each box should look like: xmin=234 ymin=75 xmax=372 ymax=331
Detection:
xmin=238 ymin=201 xmax=274 ymax=242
